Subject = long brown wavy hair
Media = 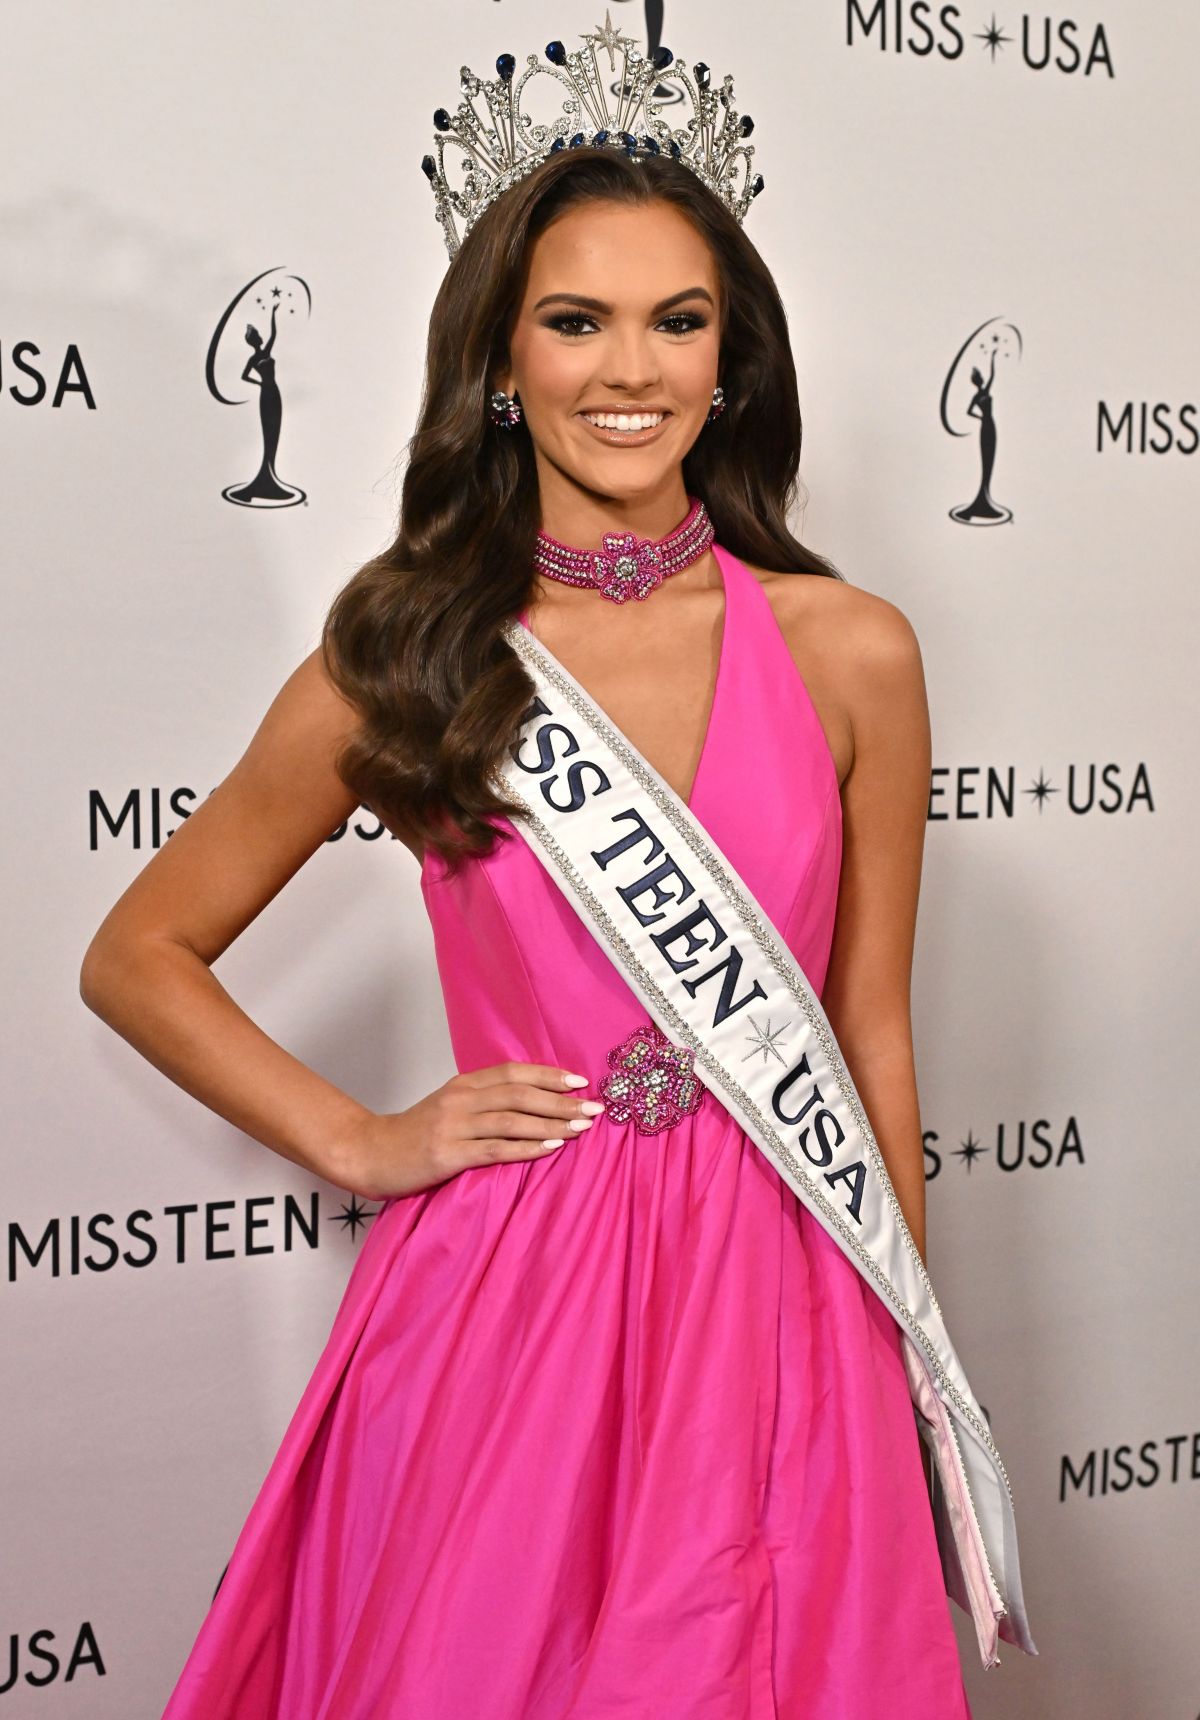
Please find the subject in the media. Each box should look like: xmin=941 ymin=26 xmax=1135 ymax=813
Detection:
xmin=321 ymin=147 xmax=843 ymax=872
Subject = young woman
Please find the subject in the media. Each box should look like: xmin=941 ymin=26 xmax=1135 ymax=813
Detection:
xmin=81 ymin=97 xmax=988 ymax=1720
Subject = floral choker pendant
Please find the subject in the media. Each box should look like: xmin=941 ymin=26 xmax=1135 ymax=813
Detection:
xmin=533 ymin=496 xmax=715 ymax=603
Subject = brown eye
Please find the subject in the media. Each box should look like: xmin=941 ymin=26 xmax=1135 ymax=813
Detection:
xmin=545 ymin=312 xmax=598 ymax=338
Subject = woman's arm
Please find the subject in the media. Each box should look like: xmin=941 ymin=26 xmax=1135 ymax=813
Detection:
xmin=818 ymin=592 xmax=934 ymax=1267
xmin=79 ymin=648 xmax=374 ymax=1190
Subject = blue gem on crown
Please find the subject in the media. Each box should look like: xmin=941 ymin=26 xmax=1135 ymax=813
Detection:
xmin=420 ymin=10 xmax=764 ymax=260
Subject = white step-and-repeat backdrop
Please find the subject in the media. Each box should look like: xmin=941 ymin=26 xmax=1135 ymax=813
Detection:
xmin=4 ymin=1 xmax=1195 ymax=1714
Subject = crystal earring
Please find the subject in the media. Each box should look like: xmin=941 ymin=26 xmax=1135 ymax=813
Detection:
xmin=489 ymin=388 xmax=523 ymax=430
xmin=706 ymin=385 xmax=726 ymax=424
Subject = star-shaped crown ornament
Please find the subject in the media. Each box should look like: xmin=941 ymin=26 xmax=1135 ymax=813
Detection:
xmin=420 ymin=11 xmax=764 ymax=260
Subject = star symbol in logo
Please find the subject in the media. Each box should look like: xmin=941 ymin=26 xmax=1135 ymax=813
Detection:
xmin=328 ymin=1193 xmax=379 ymax=1241
xmin=975 ymin=14 xmax=1013 ymax=61
xmin=1025 ymin=769 xmax=1058 ymax=812
xmin=953 ymin=1130 xmax=989 ymax=1173
xmin=740 ymin=1014 xmax=792 ymax=1067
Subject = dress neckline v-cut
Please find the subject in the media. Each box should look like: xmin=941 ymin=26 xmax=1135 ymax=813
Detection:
xmin=518 ymin=542 xmax=732 ymax=813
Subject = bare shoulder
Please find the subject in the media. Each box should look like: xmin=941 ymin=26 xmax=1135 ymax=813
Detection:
xmin=281 ymin=647 xmax=429 ymax=860
xmin=737 ymin=565 xmax=927 ymax=784
xmin=240 ymin=643 xmax=387 ymax=831
xmin=265 ymin=644 xmax=365 ymax=748
xmin=201 ymin=642 xmax=367 ymax=849
xmin=746 ymin=564 xmax=922 ymax=668
xmin=190 ymin=643 xmax=367 ymax=860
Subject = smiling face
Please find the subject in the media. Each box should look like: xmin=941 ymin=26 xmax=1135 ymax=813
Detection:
xmin=496 ymin=197 xmax=722 ymax=515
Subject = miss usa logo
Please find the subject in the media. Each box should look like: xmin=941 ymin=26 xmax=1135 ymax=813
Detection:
xmin=940 ymin=317 xmax=1023 ymax=527
xmin=205 ymin=267 xmax=312 ymax=509
xmin=924 ymin=1114 xmax=1084 ymax=1179
xmin=845 ymin=7 xmax=1115 ymax=77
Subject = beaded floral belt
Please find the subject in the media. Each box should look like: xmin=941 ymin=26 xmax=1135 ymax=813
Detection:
xmin=596 ymin=1020 xmax=706 ymax=1135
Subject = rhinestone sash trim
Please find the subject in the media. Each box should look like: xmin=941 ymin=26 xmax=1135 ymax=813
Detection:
xmin=597 ymin=1020 xmax=706 ymax=1134
xmin=533 ymin=496 xmax=714 ymax=603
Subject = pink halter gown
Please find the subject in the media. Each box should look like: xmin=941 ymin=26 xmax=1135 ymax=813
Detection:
xmin=161 ymin=543 xmax=973 ymax=1718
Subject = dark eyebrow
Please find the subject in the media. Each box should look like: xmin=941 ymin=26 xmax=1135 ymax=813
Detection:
xmin=531 ymin=286 xmax=715 ymax=315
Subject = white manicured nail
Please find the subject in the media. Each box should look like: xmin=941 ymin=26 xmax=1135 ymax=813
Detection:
xmin=542 ymin=1137 xmax=565 ymax=1150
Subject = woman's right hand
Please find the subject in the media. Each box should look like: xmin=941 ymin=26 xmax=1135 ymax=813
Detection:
xmin=337 ymin=1062 xmax=606 ymax=1200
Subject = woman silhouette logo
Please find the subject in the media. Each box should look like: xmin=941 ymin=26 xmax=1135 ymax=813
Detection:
xmin=941 ymin=317 xmax=1023 ymax=527
xmin=205 ymin=267 xmax=310 ymax=509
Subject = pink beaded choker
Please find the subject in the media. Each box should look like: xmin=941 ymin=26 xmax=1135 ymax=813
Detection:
xmin=533 ymin=497 xmax=715 ymax=604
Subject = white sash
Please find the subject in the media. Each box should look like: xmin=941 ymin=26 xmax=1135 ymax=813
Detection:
xmin=497 ymin=617 xmax=1037 ymax=1669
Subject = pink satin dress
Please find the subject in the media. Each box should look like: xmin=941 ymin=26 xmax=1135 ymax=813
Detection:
xmin=161 ymin=544 xmax=972 ymax=1717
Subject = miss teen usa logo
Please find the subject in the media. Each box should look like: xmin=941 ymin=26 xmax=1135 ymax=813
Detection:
xmin=3 ymin=1192 xmax=378 ymax=1284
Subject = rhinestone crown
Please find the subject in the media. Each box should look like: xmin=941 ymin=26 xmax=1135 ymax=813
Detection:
xmin=420 ymin=11 xmax=764 ymax=260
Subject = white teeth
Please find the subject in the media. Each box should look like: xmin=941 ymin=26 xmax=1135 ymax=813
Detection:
xmin=582 ymin=411 xmax=664 ymax=431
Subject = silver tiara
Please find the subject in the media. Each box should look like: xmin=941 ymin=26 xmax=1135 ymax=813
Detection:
xmin=420 ymin=11 xmax=764 ymax=260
